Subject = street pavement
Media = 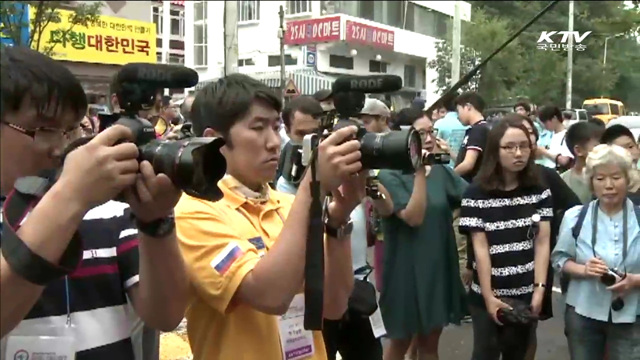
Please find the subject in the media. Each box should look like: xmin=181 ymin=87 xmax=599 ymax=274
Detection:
xmin=437 ymin=289 xmax=570 ymax=360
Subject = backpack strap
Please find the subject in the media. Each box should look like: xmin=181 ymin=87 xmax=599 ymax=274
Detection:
xmin=571 ymin=204 xmax=590 ymax=240
xmin=634 ymin=205 xmax=640 ymax=226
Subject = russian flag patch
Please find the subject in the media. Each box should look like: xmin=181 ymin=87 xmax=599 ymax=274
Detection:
xmin=210 ymin=242 xmax=244 ymax=275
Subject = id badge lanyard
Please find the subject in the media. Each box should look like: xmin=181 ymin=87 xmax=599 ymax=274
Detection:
xmin=65 ymin=276 xmax=72 ymax=327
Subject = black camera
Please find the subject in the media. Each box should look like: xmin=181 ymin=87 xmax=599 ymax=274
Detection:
xmin=299 ymin=75 xmax=423 ymax=172
xmin=69 ymin=63 xmax=227 ymax=202
xmin=423 ymin=152 xmax=450 ymax=166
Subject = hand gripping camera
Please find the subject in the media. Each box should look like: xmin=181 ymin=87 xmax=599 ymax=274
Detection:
xmin=69 ymin=63 xmax=227 ymax=202
xmin=301 ymin=75 xmax=423 ymax=172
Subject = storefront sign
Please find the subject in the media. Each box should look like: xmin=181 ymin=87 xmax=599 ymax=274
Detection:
xmin=346 ymin=20 xmax=394 ymax=51
xmin=30 ymin=7 xmax=156 ymax=65
xmin=285 ymin=16 xmax=341 ymax=46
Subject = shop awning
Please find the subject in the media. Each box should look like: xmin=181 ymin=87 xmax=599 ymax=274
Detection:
xmin=195 ymin=69 xmax=336 ymax=96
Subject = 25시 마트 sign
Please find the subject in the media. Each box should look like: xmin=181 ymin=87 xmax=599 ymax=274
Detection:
xmin=346 ymin=20 xmax=394 ymax=51
xmin=30 ymin=7 xmax=156 ymax=65
xmin=285 ymin=16 xmax=341 ymax=46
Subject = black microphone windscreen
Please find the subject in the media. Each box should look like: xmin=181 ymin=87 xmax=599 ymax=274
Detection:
xmin=116 ymin=63 xmax=199 ymax=89
xmin=332 ymin=75 xmax=402 ymax=94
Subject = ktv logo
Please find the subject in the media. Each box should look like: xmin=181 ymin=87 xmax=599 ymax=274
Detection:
xmin=536 ymin=31 xmax=592 ymax=52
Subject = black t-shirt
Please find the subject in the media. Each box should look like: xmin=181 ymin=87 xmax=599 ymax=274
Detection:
xmin=455 ymin=120 xmax=490 ymax=183
xmin=459 ymin=183 xmax=553 ymax=306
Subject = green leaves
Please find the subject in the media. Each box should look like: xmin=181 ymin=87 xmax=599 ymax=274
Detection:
xmin=1 ymin=1 xmax=102 ymax=55
xmin=430 ymin=1 xmax=640 ymax=111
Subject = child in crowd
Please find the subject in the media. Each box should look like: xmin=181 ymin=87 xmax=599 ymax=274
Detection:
xmin=560 ymin=122 xmax=602 ymax=204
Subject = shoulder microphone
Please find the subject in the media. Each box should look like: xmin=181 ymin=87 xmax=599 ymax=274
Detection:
xmin=332 ymin=75 xmax=402 ymax=94
xmin=116 ymin=63 xmax=199 ymax=89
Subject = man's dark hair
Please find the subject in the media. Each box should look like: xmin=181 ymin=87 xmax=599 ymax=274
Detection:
xmin=514 ymin=101 xmax=531 ymax=114
xmin=393 ymin=107 xmax=424 ymax=129
xmin=281 ymin=95 xmax=323 ymax=130
xmin=538 ymin=105 xmax=562 ymax=123
xmin=1 ymin=46 xmax=87 ymax=122
xmin=191 ymin=73 xmax=282 ymax=144
xmin=475 ymin=115 xmax=541 ymax=191
xmin=601 ymin=124 xmax=636 ymax=145
xmin=455 ymin=91 xmax=485 ymax=113
xmin=563 ymin=111 xmax=573 ymax=121
xmin=161 ymin=95 xmax=172 ymax=108
xmin=588 ymin=117 xmax=606 ymax=131
xmin=565 ymin=122 xmax=600 ymax=157
xmin=440 ymin=91 xmax=459 ymax=112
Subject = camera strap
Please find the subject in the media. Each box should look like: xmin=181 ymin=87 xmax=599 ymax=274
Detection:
xmin=590 ymin=200 xmax=628 ymax=267
xmin=1 ymin=170 xmax=83 ymax=285
xmin=304 ymin=149 xmax=325 ymax=330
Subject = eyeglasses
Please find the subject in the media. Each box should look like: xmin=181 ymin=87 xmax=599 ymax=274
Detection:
xmin=418 ymin=129 xmax=438 ymax=141
xmin=500 ymin=143 xmax=531 ymax=154
xmin=2 ymin=121 xmax=78 ymax=149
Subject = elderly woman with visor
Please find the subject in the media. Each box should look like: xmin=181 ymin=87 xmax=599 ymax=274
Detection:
xmin=552 ymin=144 xmax=640 ymax=360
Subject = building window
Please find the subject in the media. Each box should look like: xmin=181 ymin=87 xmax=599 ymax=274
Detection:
xmin=238 ymin=58 xmax=256 ymax=67
xmin=239 ymin=0 xmax=260 ymax=22
xmin=369 ymin=60 xmax=387 ymax=73
xmin=168 ymin=54 xmax=185 ymax=64
xmin=286 ymin=0 xmax=311 ymax=15
xmin=329 ymin=55 xmax=354 ymax=70
xmin=157 ymin=52 xmax=162 ymax=63
xmin=404 ymin=3 xmax=450 ymax=40
xmin=170 ymin=9 xmax=185 ymax=37
xmin=194 ymin=1 xmax=208 ymax=67
xmin=152 ymin=5 xmax=162 ymax=35
xmin=268 ymin=55 xmax=297 ymax=67
xmin=404 ymin=64 xmax=416 ymax=88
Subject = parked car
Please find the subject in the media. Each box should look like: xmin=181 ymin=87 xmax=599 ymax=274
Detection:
xmin=562 ymin=108 xmax=588 ymax=128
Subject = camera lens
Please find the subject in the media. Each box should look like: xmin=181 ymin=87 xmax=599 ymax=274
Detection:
xmin=139 ymin=137 xmax=227 ymax=201
xmin=359 ymin=128 xmax=422 ymax=170
xmin=600 ymin=273 xmax=617 ymax=287
xmin=611 ymin=297 xmax=625 ymax=311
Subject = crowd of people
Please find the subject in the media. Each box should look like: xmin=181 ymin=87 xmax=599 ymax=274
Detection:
xmin=0 ymin=45 xmax=639 ymax=360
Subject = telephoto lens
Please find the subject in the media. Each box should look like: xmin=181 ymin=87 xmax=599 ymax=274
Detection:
xmin=333 ymin=119 xmax=423 ymax=171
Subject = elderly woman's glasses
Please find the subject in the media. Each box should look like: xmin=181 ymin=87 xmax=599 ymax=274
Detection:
xmin=1 ymin=121 xmax=77 ymax=148
xmin=500 ymin=142 xmax=531 ymax=154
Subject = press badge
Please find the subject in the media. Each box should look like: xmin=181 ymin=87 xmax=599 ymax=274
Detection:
xmin=4 ymin=324 xmax=76 ymax=360
xmin=278 ymin=294 xmax=315 ymax=360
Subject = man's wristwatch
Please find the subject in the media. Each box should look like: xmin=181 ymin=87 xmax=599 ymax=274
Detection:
xmin=134 ymin=214 xmax=176 ymax=238
xmin=324 ymin=218 xmax=354 ymax=238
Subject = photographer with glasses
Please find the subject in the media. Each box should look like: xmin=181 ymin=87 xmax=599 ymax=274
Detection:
xmin=552 ymin=144 xmax=640 ymax=360
xmin=0 ymin=47 xmax=188 ymax=360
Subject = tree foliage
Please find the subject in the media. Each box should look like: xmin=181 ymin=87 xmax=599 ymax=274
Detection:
xmin=430 ymin=1 xmax=640 ymax=110
xmin=1 ymin=1 xmax=102 ymax=55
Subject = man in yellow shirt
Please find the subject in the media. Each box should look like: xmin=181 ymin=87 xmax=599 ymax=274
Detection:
xmin=175 ymin=74 xmax=366 ymax=360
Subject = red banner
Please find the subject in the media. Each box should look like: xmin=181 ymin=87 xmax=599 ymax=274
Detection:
xmin=345 ymin=20 xmax=394 ymax=51
xmin=285 ymin=16 xmax=341 ymax=45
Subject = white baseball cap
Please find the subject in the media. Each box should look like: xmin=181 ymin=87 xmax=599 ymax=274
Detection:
xmin=360 ymin=98 xmax=390 ymax=117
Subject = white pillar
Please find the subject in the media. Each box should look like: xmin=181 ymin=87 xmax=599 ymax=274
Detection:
xmin=451 ymin=1 xmax=462 ymax=85
xmin=224 ymin=1 xmax=239 ymax=76
xmin=184 ymin=1 xmax=194 ymax=95
xmin=162 ymin=1 xmax=171 ymax=95
xmin=565 ymin=0 xmax=574 ymax=109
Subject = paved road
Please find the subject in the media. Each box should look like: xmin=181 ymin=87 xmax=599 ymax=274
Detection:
xmin=437 ymin=290 xmax=570 ymax=360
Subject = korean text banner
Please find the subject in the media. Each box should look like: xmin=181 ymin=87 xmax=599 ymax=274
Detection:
xmin=30 ymin=7 xmax=156 ymax=65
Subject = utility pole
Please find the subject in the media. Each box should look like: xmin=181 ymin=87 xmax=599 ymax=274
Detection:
xmin=565 ymin=0 xmax=574 ymax=109
xmin=223 ymin=1 xmax=239 ymax=76
xmin=451 ymin=1 xmax=462 ymax=85
xmin=162 ymin=0 xmax=171 ymax=95
xmin=278 ymin=5 xmax=286 ymax=103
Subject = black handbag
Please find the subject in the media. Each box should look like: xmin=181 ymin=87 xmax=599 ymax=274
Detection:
xmin=347 ymin=268 xmax=378 ymax=317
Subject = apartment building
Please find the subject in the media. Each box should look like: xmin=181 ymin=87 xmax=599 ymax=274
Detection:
xmin=184 ymin=1 xmax=470 ymax=107
xmin=152 ymin=0 xmax=186 ymax=65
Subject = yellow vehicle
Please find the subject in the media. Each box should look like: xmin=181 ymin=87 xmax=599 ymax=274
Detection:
xmin=582 ymin=98 xmax=626 ymax=124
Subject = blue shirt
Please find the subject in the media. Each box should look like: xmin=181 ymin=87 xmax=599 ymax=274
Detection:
xmin=434 ymin=111 xmax=469 ymax=168
xmin=276 ymin=176 xmax=369 ymax=274
xmin=535 ymin=118 xmax=554 ymax=166
xmin=552 ymin=200 xmax=640 ymax=323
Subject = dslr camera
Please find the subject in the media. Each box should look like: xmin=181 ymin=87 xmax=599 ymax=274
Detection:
xmin=300 ymin=75 xmax=424 ymax=172
xmin=70 ymin=63 xmax=227 ymax=202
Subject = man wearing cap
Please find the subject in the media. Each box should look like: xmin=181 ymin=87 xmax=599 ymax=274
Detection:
xmin=314 ymin=89 xmax=335 ymax=112
xmin=360 ymin=98 xmax=391 ymax=134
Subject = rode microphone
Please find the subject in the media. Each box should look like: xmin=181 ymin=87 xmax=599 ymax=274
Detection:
xmin=116 ymin=63 xmax=199 ymax=89
xmin=332 ymin=75 xmax=403 ymax=94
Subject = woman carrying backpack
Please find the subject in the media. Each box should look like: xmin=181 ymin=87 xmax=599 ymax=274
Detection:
xmin=552 ymin=144 xmax=640 ymax=360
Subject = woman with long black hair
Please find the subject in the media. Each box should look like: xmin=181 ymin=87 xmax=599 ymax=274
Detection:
xmin=459 ymin=116 xmax=553 ymax=360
